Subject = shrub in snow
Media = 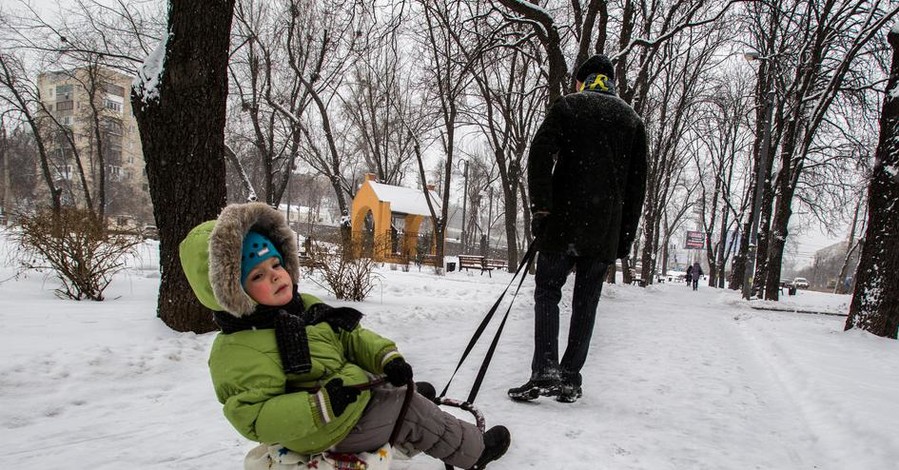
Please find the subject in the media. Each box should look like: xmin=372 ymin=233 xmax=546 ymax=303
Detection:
xmin=303 ymin=234 xmax=380 ymax=302
xmin=12 ymin=208 xmax=141 ymax=300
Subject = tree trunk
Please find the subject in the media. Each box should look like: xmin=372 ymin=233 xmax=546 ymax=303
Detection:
xmin=834 ymin=197 xmax=863 ymax=294
xmin=639 ymin=198 xmax=656 ymax=286
xmin=763 ymin=186 xmax=794 ymax=301
xmin=621 ymin=256 xmax=633 ymax=285
xmin=502 ymin=166 xmax=520 ymax=270
xmin=729 ymin=221 xmax=749 ymax=290
xmin=131 ymin=0 xmax=234 ymax=333
xmin=761 ymin=110 xmax=801 ymax=301
xmin=844 ymin=30 xmax=899 ymax=339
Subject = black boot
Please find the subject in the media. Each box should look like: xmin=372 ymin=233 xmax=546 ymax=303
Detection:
xmin=415 ymin=381 xmax=437 ymax=403
xmin=555 ymin=383 xmax=583 ymax=403
xmin=507 ymin=377 xmax=560 ymax=401
xmin=470 ymin=425 xmax=511 ymax=469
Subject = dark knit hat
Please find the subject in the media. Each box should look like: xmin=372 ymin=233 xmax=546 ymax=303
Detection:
xmin=575 ymin=54 xmax=615 ymax=82
xmin=241 ymin=231 xmax=283 ymax=285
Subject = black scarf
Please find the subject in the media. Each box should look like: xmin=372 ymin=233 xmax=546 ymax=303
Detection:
xmin=213 ymin=287 xmax=313 ymax=375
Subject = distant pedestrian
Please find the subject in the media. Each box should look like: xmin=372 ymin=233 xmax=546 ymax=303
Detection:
xmin=686 ymin=265 xmax=693 ymax=286
xmin=691 ymin=262 xmax=703 ymax=291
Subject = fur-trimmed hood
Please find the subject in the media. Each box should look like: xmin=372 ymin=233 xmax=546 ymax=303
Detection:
xmin=180 ymin=202 xmax=299 ymax=317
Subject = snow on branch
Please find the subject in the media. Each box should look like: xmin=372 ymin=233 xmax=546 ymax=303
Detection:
xmin=132 ymin=30 xmax=169 ymax=107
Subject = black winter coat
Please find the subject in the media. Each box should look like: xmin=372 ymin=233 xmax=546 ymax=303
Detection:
xmin=528 ymin=88 xmax=648 ymax=261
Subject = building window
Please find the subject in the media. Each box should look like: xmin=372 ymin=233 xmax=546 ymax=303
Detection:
xmin=104 ymin=99 xmax=122 ymax=113
xmin=56 ymin=84 xmax=73 ymax=100
xmin=107 ymin=149 xmax=123 ymax=164
xmin=56 ymin=101 xmax=74 ymax=111
xmin=102 ymin=117 xmax=123 ymax=135
xmin=109 ymin=165 xmax=124 ymax=181
xmin=104 ymin=84 xmax=126 ymax=97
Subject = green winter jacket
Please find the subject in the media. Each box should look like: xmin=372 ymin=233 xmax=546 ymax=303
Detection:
xmin=179 ymin=202 xmax=402 ymax=454
xmin=207 ymin=294 xmax=400 ymax=454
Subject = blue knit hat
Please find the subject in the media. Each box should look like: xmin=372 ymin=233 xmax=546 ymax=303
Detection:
xmin=241 ymin=231 xmax=283 ymax=285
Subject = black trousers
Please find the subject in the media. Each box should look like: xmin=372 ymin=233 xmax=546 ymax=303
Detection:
xmin=531 ymin=251 xmax=609 ymax=386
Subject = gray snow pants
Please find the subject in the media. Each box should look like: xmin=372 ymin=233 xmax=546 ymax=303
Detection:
xmin=332 ymin=384 xmax=484 ymax=469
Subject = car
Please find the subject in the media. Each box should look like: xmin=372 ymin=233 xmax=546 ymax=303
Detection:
xmin=779 ymin=279 xmax=797 ymax=296
xmin=793 ymin=277 xmax=809 ymax=289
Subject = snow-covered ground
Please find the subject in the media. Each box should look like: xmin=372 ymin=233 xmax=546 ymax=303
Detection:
xmin=1 ymin=231 xmax=897 ymax=469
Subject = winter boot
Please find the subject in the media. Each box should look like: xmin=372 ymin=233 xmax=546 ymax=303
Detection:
xmin=415 ymin=381 xmax=437 ymax=403
xmin=507 ymin=377 xmax=561 ymax=401
xmin=555 ymin=383 xmax=583 ymax=403
xmin=470 ymin=425 xmax=511 ymax=469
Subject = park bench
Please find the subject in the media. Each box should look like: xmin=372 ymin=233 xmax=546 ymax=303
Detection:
xmin=485 ymin=258 xmax=508 ymax=271
xmin=457 ymin=255 xmax=494 ymax=277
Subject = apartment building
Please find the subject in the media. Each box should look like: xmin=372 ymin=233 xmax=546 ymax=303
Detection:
xmin=36 ymin=66 xmax=152 ymax=225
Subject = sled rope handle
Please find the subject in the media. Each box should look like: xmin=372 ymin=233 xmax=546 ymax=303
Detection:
xmin=388 ymin=379 xmax=417 ymax=446
xmin=439 ymin=239 xmax=538 ymax=403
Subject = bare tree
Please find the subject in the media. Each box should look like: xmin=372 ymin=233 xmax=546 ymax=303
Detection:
xmin=131 ymin=0 xmax=235 ymax=333
xmin=659 ymin=179 xmax=697 ymax=275
xmin=691 ymin=68 xmax=754 ymax=288
xmin=281 ymin=0 xmax=377 ymax=238
xmin=0 ymin=117 xmax=41 ymax=215
xmin=492 ymin=0 xmax=742 ymax=280
xmin=844 ymin=29 xmax=899 ymax=339
xmin=834 ymin=192 xmax=865 ymax=294
xmin=226 ymin=0 xmax=291 ymax=204
xmin=1 ymin=0 xmax=163 ymax=220
xmin=468 ymin=36 xmax=545 ymax=269
xmin=639 ymin=24 xmax=724 ymax=285
xmin=0 ymin=51 xmax=61 ymax=212
xmin=745 ymin=0 xmax=899 ymax=300
xmin=411 ymin=0 xmax=487 ymax=266
xmin=342 ymin=30 xmax=425 ymax=187
xmin=226 ymin=0 xmax=317 ymax=206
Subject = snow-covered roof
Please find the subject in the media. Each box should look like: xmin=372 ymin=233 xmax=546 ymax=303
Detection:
xmin=368 ymin=181 xmax=441 ymax=217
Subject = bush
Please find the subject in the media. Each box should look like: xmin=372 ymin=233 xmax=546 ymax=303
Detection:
xmin=13 ymin=208 xmax=141 ymax=300
xmin=303 ymin=233 xmax=381 ymax=302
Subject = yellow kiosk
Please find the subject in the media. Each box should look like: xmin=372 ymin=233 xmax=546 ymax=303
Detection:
xmin=351 ymin=174 xmax=442 ymax=263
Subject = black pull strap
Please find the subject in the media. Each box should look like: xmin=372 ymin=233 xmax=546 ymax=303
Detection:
xmin=439 ymin=240 xmax=538 ymax=401
xmin=388 ymin=379 xmax=417 ymax=446
xmin=466 ymin=252 xmax=534 ymax=403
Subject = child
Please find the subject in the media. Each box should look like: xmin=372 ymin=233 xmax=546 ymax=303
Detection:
xmin=179 ymin=202 xmax=510 ymax=469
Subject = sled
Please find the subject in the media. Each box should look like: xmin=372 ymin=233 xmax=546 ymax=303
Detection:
xmin=244 ymin=396 xmax=485 ymax=470
xmin=245 ymin=442 xmax=393 ymax=470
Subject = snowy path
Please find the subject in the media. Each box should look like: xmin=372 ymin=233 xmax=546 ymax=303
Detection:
xmin=388 ymin=275 xmax=896 ymax=470
xmin=2 ymin=259 xmax=897 ymax=469
xmin=577 ymin=284 xmax=821 ymax=469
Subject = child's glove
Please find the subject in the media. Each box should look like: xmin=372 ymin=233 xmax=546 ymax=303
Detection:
xmin=324 ymin=378 xmax=360 ymax=417
xmin=383 ymin=358 xmax=413 ymax=386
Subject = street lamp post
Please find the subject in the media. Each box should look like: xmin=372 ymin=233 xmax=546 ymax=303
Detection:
xmin=742 ymin=51 xmax=775 ymax=300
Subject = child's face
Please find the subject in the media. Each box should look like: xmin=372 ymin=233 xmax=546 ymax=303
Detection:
xmin=243 ymin=257 xmax=293 ymax=306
